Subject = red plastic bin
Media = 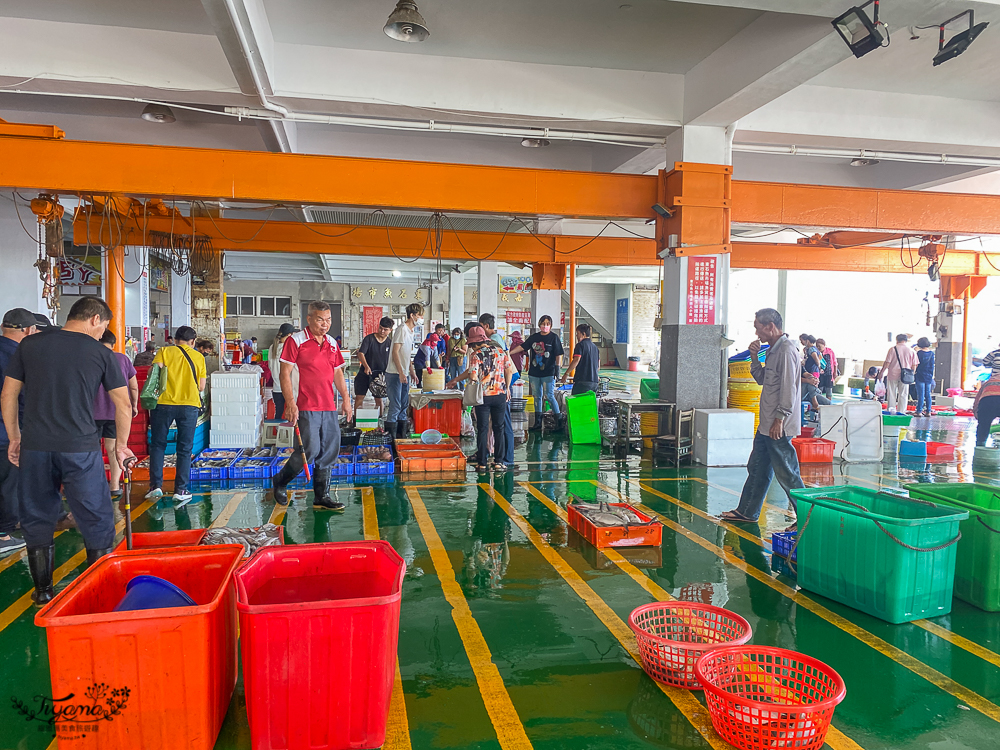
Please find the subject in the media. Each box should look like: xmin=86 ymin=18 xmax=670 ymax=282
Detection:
xmin=567 ymin=502 xmax=662 ymax=548
xmin=926 ymin=441 xmax=956 ymax=458
xmin=113 ymin=527 xmax=286 ymax=557
xmin=411 ymin=395 xmax=463 ymax=437
xmin=791 ymin=437 xmax=835 ymax=464
xmin=235 ymin=542 xmax=406 ymax=750
xmin=34 ymin=546 xmax=244 ymax=750
xmin=695 ymin=646 xmax=846 ymax=750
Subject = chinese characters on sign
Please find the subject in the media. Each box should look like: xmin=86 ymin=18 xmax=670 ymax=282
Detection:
xmin=499 ymin=275 xmax=532 ymax=294
xmin=685 ymin=256 xmax=717 ymax=325
xmin=505 ymin=310 xmax=532 ymax=325
xmin=362 ymin=306 xmax=383 ymax=336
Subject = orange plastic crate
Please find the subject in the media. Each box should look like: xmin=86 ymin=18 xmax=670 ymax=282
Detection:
xmin=791 ymin=437 xmax=835 ymax=464
xmin=34 ymin=546 xmax=243 ymax=750
xmin=567 ymin=503 xmax=662 ymax=548
xmin=398 ymin=447 xmax=467 ymax=473
xmin=113 ymin=529 xmax=207 ymax=552
xmin=411 ymin=396 xmax=463 ymax=437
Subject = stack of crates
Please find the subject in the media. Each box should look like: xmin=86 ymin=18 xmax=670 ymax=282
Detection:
xmin=210 ymin=371 xmax=263 ymax=448
xmin=130 ymin=365 xmax=152 ymax=458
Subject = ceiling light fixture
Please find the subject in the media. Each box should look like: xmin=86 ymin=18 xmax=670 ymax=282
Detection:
xmin=140 ymin=103 xmax=176 ymax=123
xmin=392 ymin=270 xmax=402 ymax=277
xmin=521 ymin=138 xmax=551 ymax=148
xmin=850 ymin=158 xmax=880 ymax=166
xmin=932 ymin=10 xmax=988 ymax=66
xmin=384 ymin=1 xmax=430 ymax=43
xmin=832 ymin=0 xmax=888 ymax=58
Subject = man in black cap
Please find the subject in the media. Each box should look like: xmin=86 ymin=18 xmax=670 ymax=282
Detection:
xmin=0 ymin=309 xmax=41 ymax=554
xmin=2 ymin=296 xmax=135 ymax=603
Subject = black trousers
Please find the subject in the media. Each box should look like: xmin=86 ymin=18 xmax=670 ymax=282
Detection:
xmin=20 ymin=449 xmax=113 ymax=550
xmin=0 ymin=448 xmax=18 ymax=535
xmin=977 ymin=395 xmax=1000 ymax=446
xmin=475 ymin=394 xmax=508 ymax=466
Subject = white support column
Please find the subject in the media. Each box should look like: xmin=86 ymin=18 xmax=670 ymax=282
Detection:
xmin=530 ymin=289 xmax=562 ymax=332
xmin=124 ymin=249 xmax=150 ymax=345
xmin=477 ymin=261 xmax=499 ymax=320
xmin=449 ymin=270 xmax=464 ymax=333
xmin=659 ymin=125 xmax=733 ymax=411
xmin=171 ymin=269 xmax=192 ymax=329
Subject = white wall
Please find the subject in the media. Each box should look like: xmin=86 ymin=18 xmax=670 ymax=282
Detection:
xmin=0 ymin=202 xmax=44 ymax=317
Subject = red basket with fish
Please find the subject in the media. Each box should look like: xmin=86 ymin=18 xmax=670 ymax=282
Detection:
xmin=567 ymin=500 xmax=662 ymax=548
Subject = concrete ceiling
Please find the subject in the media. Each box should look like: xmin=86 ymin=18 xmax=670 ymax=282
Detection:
xmin=264 ymin=0 xmax=763 ymax=74
xmin=3 ymin=0 xmax=1000 ymax=295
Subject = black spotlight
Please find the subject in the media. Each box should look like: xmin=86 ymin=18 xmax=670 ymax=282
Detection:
xmin=933 ymin=10 xmax=989 ymax=66
xmin=832 ymin=0 xmax=886 ymax=58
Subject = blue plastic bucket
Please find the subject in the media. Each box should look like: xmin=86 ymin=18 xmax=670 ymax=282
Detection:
xmin=113 ymin=575 xmax=197 ymax=612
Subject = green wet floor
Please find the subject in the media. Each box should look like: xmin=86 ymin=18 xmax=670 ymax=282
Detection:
xmin=3 ymin=417 xmax=1000 ymax=750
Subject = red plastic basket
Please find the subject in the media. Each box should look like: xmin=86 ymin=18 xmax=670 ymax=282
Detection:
xmin=628 ymin=602 xmax=752 ymax=689
xmin=695 ymin=646 xmax=846 ymax=750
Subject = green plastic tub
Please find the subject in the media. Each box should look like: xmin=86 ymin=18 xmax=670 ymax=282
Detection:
xmin=791 ymin=485 xmax=967 ymax=624
xmin=905 ymin=483 xmax=1000 ymax=611
xmin=639 ymin=378 xmax=659 ymax=401
xmin=565 ymin=391 xmax=601 ymax=445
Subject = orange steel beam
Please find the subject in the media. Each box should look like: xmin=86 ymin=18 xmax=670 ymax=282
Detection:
xmin=105 ymin=243 xmax=126 ymax=353
xmin=73 ymin=211 xmax=1000 ymax=275
xmin=72 ymin=212 xmax=660 ymax=266
xmin=1 ymin=136 xmax=657 ymax=220
xmin=729 ymin=242 xmax=1000 ymax=276
xmin=732 ymin=181 xmax=1000 ymax=236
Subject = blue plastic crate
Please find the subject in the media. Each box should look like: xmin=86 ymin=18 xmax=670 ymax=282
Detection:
xmin=189 ymin=448 xmax=242 ymax=481
xmin=353 ymin=445 xmax=395 ymax=475
xmin=229 ymin=457 xmax=275 ymax=480
xmin=771 ymin=530 xmax=797 ymax=562
xmin=900 ymin=440 xmax=928 ymax=457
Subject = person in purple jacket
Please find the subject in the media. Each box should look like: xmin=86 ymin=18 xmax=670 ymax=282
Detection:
xmin=94 ymin=330 xmax=139 ymax=499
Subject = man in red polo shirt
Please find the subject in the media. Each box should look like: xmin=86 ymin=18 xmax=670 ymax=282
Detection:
xmin=271 ymin=300 xmax=353 ymax=510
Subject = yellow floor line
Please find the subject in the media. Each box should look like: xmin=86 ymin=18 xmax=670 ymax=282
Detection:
xmin=266 ymin=502 xmax=286 ymax=527
xmin=0 ymin=529 xmax=68 ymax=577
xmin=0 ymin=500 xmax=154 ymax=635
xmin=209 ymin=492 xmax=249 ymax=529
xmin=481 ymin=482 xmax=731 ymax=749
xmin=596 ymin=480 xmax=1000 ymax=725
xmin=516 ymin=481 xmax=864 ymax=750
xmin=406 ymin=488 xmax=533 ymax=750
xmin=633 ymin=479 xmax=1000 ymax=672
xmin=360 ymin=486 xmax=412 ymax=750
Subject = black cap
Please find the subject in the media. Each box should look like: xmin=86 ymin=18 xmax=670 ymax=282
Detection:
xmin=2 ymin=308 xmax=38 ymax=330
xmin=278 ymin=323 xmax=297 ymax=335
xmin=32 ymin=313 xmax=52 ymax=329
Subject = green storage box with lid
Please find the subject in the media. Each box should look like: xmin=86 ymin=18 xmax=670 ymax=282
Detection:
xmin=905 ymin=482 xmax=1000 ymax=611
xmin=791 ymin=485 xmax=967 ymax=624
xmin=564 ymin=391 xmax=601 ymax=445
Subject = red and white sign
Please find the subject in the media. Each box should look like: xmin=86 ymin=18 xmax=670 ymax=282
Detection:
xmin=362 ymin=306 xmax=384 ymax=337
xmin=505 ymin=309 xmax=532 ymax=325
xmin=686 ymin=256 xmax=717 ymax=325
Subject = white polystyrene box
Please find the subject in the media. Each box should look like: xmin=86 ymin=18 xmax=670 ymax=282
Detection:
xmin=694 ymin=409 xmax=755 ymax=442
xmin=819 ymin=401 xmax=883 ymax=462
xmin=694 ymin=438 xmax=754 ymax=467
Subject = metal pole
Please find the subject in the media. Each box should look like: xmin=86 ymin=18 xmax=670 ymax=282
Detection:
xmin=568 ymin=264 xmax=577 ymax=353
xmin=961 ymin=288 xmax=970 ymax=389
xmin=106 ymin=243 xmax=126 ymax=353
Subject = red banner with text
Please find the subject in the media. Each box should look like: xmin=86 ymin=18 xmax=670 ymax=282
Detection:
xmin=363 ymin=306 xmax=384 ymax=336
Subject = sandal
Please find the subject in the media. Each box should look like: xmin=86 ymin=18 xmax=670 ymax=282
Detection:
xmin=719 ymin=510 xmax=757 ymax=523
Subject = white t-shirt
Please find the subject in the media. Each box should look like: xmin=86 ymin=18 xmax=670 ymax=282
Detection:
xmin=386 ymin=323 xmax=415 ymax=375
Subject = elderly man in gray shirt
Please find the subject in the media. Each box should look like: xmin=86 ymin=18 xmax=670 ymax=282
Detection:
xmin=722 ymin=308 xmax=804 ymax=526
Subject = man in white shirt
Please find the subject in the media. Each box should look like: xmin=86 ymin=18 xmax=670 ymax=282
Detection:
xmin=385 ymin=303 xmax=423 ymax=438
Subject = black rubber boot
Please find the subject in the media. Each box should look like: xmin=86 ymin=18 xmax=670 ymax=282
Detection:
xmin=397 ymin=419 xmax=409 ymax=439
xmin=312 ymin=469 xmax=345 ymax=511
xmin=384 ymin=422 xmax=397 ymax=440
xmin=27 ymin=545 xmax=55 ymax=605
xmin=85 ymin=548 xmax=113 ymax=568
xmin=269 ymin=454 xmax=304 ymax=506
